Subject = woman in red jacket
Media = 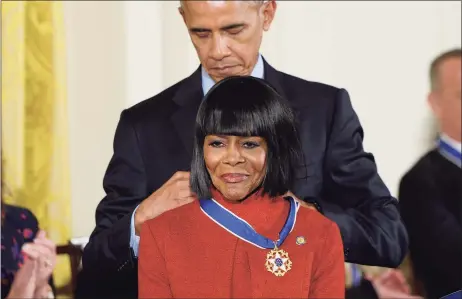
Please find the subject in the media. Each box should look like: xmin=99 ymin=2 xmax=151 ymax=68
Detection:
xmin=138 ymin=76 xmax=345 ymax=298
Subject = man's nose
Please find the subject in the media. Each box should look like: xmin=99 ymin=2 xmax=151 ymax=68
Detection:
xmin=210 ymin=35 xmax=231 ymax=61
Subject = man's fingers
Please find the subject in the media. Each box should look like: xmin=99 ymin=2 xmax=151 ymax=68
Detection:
xmin=174 ymin=179 xmax=192 ymax=190
xmin=169 ymin=171 xmax=190 ymax=182
xmin=169 ymin=196 xmax=195 ymax=209
xmin=177 ymin=188 xmax=195 ymax=199
xmin=164 ymin=174 xmax=191 ymax=190
xmin=176 ymin=196 xmax=195 ymax=204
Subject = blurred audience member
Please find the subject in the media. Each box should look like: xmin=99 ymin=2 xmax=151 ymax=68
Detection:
xmin=1 ymin=184 xmax=57 ymax=298
xmin=399 ymin=48 xmax=461 ymax=299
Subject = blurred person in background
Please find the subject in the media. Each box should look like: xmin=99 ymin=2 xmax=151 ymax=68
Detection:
xmin=399 ymin=48 xmax=461 ymax=299
xmin=1 ymin=178 xmax=57 ymax=298
xmin=77 ymin=1 xmax=408 ymax=297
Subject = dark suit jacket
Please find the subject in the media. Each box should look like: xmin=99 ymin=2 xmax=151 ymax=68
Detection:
xmin=399 ymin=149 xmax=462 ymax=299
xmin=76 ymin=59 xmax=408 ymax=298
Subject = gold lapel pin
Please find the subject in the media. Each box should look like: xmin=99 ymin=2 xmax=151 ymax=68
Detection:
xmin=295 ymin=236 xmax=306 ymax=245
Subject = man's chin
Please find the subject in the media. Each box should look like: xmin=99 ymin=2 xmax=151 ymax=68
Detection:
xmin=209 ymin=68 xmax=249 ymax=82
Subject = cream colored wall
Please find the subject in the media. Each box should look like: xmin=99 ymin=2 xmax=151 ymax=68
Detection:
xmin=64 ymin=1 xmax=461 ymax=238
xmin=64 ymin=2 xmax=127 ymax=237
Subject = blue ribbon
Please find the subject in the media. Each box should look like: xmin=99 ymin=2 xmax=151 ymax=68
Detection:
xmin=438 ymin=138 xmax=461 ymax=168
xmin=199 ymin=196 xmax=299 ymax=249
xmin=441 ymin=290 xmax=462 ymax=299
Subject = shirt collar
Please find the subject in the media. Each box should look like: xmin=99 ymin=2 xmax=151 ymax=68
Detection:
xmin=201 ymin=54 xmax=264 ymax=95
xmin=441 ymin=133 xmax=461 ymax=154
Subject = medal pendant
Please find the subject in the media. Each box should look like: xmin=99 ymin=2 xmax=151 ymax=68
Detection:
xmin=265 ymin=246 xmax=292 ymax=277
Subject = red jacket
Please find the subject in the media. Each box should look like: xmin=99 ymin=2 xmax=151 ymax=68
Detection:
xmin=139 ymin=191 xmax=345 ymax=298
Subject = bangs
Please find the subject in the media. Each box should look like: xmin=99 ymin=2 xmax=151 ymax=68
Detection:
xmin=200 ymin=107 xmax=270 ymax=137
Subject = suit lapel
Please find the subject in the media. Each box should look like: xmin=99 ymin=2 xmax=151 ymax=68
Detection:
xmin=263 ymin=58 xmax=289 ymax=103
xmin=263 ymin=58 xmax=311 ymax=181
xmin=171 ymin=67 xmax=204 ymax=166
xmin=263 ymin=58 xmax=306 ymax=121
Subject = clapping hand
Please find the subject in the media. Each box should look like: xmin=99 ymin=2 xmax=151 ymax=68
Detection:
xmin=7 ymin=230 xmax=57 ymax=299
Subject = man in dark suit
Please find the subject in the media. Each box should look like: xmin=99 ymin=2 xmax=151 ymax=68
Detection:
xmin=76 ymin=1 xmax=408 ymax=297
xmin=399 ymin=49 xmax=461 ymax=299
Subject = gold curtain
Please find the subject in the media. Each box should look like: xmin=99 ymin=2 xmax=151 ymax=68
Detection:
xmin=2 ymin=0 xmax=72 ymax=291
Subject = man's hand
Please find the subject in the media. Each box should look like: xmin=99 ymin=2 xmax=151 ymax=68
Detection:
xmin=284 ymin=191 xmax=316 ymax=210
xmin=134 ymin=171 xmax=195 ymax=235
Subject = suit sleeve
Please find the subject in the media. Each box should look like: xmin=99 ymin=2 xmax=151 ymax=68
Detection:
xmin=81 ymin=110 xmax=147 ymax=278
xmin=138 ymin=222 xmax=172 ymax=298
xmin=309 ymin=222 xmax=345 ymax=298
xmin=320 ymin=89 xmax=408 ymax=267
xmin=399 ymin=171 xmax=462 ymax=294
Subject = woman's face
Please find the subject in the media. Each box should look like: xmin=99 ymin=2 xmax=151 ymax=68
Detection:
xmin=204 ymin=135 xmax=267 ymax=201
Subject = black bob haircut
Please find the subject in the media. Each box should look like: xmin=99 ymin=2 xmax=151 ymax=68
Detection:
xmin=190 ymin=76 xmax=303 ymax=199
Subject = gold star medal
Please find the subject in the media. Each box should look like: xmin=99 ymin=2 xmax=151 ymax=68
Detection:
xmin=199 ymin=197 xmax=299 ymax=278
xmin=265 ymin=242 xmax=292 ymax=277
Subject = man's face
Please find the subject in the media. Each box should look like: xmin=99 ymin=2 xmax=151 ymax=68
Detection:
xmin=180 ymin=1 xmax=276 ymax=82
xmin=429 ymin=57 xmax=462 ymax=140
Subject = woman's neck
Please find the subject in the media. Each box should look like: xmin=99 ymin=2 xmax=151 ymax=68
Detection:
xmin=210 ymin=188 xmax=289 ymax=240
xmin=210 ymin=187 xmax=264 ymax=204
